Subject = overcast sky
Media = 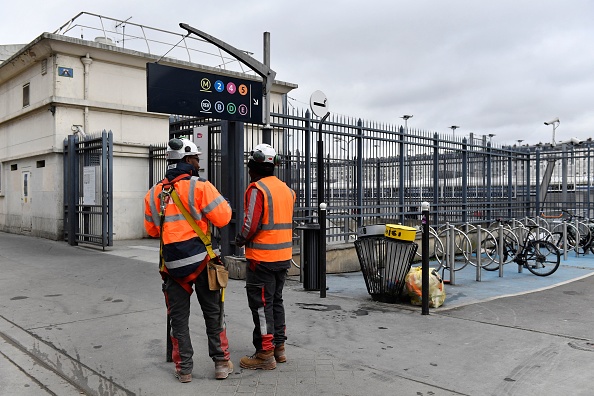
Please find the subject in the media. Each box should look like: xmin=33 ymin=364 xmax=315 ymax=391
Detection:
xmin=3 ymin=1 xmax=593 ymax=145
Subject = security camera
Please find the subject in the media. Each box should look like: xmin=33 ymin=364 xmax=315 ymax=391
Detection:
xmin=71 ymin=125 xmax=87 ymax=138
xmin=544 ymin=117 xmax=559 ymax=125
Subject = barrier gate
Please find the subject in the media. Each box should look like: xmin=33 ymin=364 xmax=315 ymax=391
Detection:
xmin=63 ymin=130 xmax=113 ymax=248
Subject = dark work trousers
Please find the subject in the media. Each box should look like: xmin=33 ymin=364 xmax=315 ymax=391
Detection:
xmin=245 ymin=263 xmax=288 ymax=351
xmin=163 ymin=269 xmax=230 ymax=375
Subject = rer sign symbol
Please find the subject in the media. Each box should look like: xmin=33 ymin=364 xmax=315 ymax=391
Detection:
xmin=201 ymin=99 xmax=212 ymax=113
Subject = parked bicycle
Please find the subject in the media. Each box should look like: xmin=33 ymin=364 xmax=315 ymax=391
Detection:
xmin=542 ymin=210 xmax=594 ymax=255
xmin=486 ymin=223 xmax=561 ymax=276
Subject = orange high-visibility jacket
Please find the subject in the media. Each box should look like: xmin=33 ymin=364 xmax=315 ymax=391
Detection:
xmin=144 ymin=176 xmax=232 ymax=279
xmin=245 ymin=176 xmax=296 ymax=262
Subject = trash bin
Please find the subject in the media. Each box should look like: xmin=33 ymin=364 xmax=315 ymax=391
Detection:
xmin=296 ymin=223 xmax=320 ymax=291
xmin=355 ymin=227 xmax=418 ymax=303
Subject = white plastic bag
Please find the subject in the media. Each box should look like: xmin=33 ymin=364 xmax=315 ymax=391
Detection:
xmin=405 ymin=266 xmax=446 ymax=308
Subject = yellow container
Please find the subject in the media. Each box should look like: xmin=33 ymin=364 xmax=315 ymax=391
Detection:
xmin=384 ymin=224 xmax=417 ymax=242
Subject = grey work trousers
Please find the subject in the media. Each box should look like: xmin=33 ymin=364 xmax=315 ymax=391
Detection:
xmin=163 ymin=269 xmax=229 ymax=375
xmin=245 ymin=264 xmax=288 ymax=351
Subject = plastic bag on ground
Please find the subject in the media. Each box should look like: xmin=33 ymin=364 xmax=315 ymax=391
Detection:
xmin=404 ymin=266 xmax=446 ymax=308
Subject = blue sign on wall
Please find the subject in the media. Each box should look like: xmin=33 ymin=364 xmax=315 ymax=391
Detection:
xmin=58 ymin=67 xmax=73 ymax=77
xmin=146 ymin=63 xmax=263 ymax=124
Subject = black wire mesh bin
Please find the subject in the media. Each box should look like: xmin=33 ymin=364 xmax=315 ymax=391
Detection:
xmin=355 ymin=233 xmax=418 ymax=303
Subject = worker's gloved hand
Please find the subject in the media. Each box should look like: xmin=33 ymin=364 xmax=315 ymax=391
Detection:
xmin=234 ymin=235 xmax=246 ymax=247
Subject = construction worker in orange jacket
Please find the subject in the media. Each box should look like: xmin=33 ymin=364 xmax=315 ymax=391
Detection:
xmin=144 ymin=138 xmax=234 ymax=381
xmin=234 ymin=143 xmax=296 ymax=370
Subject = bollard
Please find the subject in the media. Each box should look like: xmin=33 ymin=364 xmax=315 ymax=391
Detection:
xmin=498 ymin=223 xmax=504 ymax=277
xmin=575 ymin=219 xmax=580 ymax=257
xmin=449 ymin=224 xmax=456 ymax=285
xmin=476 ymin=225 xmax=482 ymax=281
xmin=319 ymin=202 xmax=327 ymax=298
xmin=563 ymin=221 xmax=568 ymax=260
xmin=518 ymin=226 xmax=523 ymax=273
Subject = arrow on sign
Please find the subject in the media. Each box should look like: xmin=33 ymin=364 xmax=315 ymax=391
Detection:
xmin=253 ymin=99 xmax=259 ymax=105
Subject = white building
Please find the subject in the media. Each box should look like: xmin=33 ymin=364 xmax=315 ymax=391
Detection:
xmin=0 ymin=13 xmax=296 ymax=241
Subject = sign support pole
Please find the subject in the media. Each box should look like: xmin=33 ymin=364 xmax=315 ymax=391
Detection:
xmin=318 ymin=113 xmax=329 ymax=298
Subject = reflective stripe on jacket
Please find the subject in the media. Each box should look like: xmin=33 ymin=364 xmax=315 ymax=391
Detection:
xmin=245 ymin=176 xmax=296 ymax=262
xmin=144 ymin=176 xmax=232 ymax=279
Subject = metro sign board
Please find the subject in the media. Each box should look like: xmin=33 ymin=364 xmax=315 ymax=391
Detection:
xmin=146 ymin=63 xmax=263 ymax=124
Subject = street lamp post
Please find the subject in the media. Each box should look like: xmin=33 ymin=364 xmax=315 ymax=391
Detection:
xmin=488 ymin=133 xmax=496 ymax=144
xmin=450 ymin=125 xmax=460 ymax=139
xmin=544 ymin=118 xmax=560 ymax=145
xmin=401 ymin=115 xmax=413 ymax=131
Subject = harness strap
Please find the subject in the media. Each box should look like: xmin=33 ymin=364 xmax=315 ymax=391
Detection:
xmin=169 ymin=189 xmax=217 ymax=259
xmin=157 ymin=179 xmax=217 ymax=294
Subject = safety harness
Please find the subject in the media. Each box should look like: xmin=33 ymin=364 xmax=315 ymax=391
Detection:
xmin=158 ymin=174 xmax=217 ymax=293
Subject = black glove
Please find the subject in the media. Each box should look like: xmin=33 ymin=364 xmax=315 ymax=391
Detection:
xmin=234 ymin=235 xmax=246 ymax=247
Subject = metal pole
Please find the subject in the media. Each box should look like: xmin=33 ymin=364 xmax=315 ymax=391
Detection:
xmin=476 ymin=225 xmax=482 ymax=281
xmin=421 ymin=202 xmax=430 ymax=315
xmin=498 ymin=223 xmax=504 ymax=277
xmin=262 ymin=32 xmax=272 ymax=144
xmin=449 ymin=224 xmax=456 ymax=285
xmin=318 ymin=112 xmax=330 ymax=298
xmin=563 ymin=221 xmax=568 ymax=260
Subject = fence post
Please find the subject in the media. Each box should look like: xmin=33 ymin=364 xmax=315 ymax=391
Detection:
xmin=432 ymin=133 xmax=439 ymax=226
xmin=398 ymin=127 xmax=406 ymax=225
xmin=305 ymin=110 xmax=312 ymax=219
xmin=461 ymin=138 xmax=468 ymax=224
xmin=533 ymin=149 xmax=539 ymax=217
xmin=356 ymin=119 xmax=363 ymax=230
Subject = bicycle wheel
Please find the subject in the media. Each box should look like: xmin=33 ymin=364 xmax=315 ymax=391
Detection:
xmin=415 ymin=227 xmax=444 ymax=265
xmin=437 ymin=227 xmax=471 ymax=271
xmin=483 ymin=227 xmax=519 ymax=270
xmin=550 ymin=223 xmax=582 ymax=252
xmin=523 ymin=240 xmax=560 ymax=276
xmin=465 ymin=226 xmax=498 ymax=268
xmin=546 ymin=231 xmax=577 ymax=252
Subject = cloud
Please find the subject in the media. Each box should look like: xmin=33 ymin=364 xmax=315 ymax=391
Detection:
xmin=2 ymin=0 xmax=594 ymax=144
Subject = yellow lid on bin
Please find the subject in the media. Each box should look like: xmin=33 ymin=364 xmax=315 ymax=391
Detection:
xmin=385 ymin=224 xmax=417 ymax=242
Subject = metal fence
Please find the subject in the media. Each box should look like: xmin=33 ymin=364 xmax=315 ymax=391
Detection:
xmin=150 ymin=107 xmax=594 ymax=245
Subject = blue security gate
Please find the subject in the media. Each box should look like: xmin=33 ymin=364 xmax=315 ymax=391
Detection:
xmin=63 ymin=130 xmax=113 ymax=248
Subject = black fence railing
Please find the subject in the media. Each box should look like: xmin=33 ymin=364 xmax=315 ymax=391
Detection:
xmin=150 ymin=107 xmax=594 ymax=245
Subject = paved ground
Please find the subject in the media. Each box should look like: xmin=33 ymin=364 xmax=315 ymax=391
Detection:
xmin=1 ymin=232 xmax=593 ymax=395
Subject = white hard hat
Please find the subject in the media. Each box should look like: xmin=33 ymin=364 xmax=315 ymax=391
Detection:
xmin=166 ymin=138 xmax=201 ymax=161
xmin=249 ymin=143 xmax=279 ymax=165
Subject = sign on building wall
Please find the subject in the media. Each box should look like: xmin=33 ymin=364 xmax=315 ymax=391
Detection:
xmin=193 ymin=126 xmax=209 ymax=179
xmin=83 ymin=166 xmax=96 ymax=205
xmin=146 ymin=63 xmax=263 ymax=124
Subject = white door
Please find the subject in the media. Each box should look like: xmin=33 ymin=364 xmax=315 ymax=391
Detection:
xmin=21 ymin=170 xmax=32 ymax=232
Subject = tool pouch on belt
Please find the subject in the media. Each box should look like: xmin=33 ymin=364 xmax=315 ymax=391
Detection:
xmin=208 ymin=257 xmax=229 ymax=291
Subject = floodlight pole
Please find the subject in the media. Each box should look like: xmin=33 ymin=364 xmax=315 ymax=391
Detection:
xmin=180 ymin=23 xmax=277 ymax=142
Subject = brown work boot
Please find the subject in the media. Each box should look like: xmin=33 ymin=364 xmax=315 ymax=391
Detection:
xmin=174 ymin=370 xmax=192 ymax=383
xmin=215 ymin=360 xmax=234 ymax=380
xmin=239 ymin=350 xmax=276 ymax=370
xmin=274 ymin=344 xmax=286 ymax=363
